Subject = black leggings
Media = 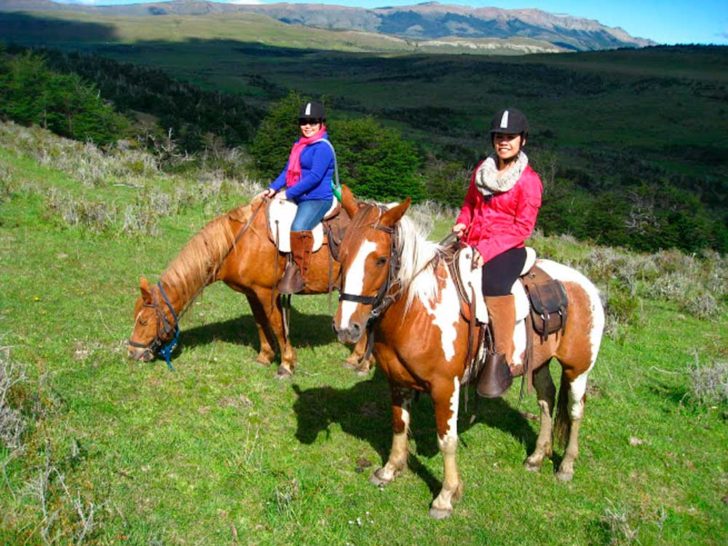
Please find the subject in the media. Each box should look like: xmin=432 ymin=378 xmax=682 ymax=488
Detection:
xmin=482 ymin=247 xmax=527 ymax=296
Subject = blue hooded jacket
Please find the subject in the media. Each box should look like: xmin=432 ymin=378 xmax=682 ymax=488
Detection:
xmin=269 ymin=135 xmax=335 ymax=202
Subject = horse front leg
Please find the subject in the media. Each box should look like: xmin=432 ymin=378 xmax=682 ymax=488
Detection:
xmin=525 ymin=362 xmax=556 ymax=472
xmin=370 ymin=386 xmax=412 ymax=486
xmin=429 ymin=378 xmax=463 ymax=520
xmin=244 ymin=293 xmax=276 ymax=366
xmin=344 ymin=332 xmax=375 ymax=375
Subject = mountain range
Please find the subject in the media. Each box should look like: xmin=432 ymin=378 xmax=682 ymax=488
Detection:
xmin=0 ymin=0 xmax=654 ymax=52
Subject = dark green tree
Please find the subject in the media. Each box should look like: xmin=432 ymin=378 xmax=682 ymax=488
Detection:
xmin=249 ymin=91 xmax=303 ymax=180
xmin=0 ymin=50 xmax=128 ymax=145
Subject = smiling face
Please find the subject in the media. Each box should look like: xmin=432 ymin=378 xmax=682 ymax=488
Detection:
xmin=299 ymin=119 xmax=322 ymax=138
xmin=492 ymin=132 xmax=525 ymax=166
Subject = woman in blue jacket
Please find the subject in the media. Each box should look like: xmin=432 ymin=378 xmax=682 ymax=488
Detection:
xmin=259 ymin=101 xmax=335 ymax=294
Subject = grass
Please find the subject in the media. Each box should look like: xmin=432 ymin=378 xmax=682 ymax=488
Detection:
xmin=1 ymin=124 xmax=727 ymax=544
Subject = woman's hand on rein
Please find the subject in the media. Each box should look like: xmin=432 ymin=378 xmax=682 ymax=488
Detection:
xmin=256 ymin=188 xmax=276 ymax=200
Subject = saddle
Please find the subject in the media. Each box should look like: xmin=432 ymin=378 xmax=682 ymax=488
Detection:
xmin=266 ymin=196 xmax=345 ymax=253
xmin=451 ymin=247 xmax=569 ymax=394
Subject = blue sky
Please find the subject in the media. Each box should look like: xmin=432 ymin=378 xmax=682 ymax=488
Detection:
xmin=53 ymin=0 xmax=728 ymax=45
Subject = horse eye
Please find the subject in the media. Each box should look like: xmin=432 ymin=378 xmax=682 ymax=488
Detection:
xmin=375 ymin=256 xmax=387 ymax=267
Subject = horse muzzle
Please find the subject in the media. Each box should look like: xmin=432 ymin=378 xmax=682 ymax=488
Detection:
xmin=333 ymin=319 xmax=364 ymax=344
xmin=127 ymin=344 xmax=155 ymax=362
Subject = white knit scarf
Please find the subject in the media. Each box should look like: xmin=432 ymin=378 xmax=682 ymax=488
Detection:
xmin=474 ymin=151 xmax=528 ymax=197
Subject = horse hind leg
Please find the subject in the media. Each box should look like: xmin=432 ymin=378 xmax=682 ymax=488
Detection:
xmin=525 ymin=362 xmax=556 ymax=472
xmin=554 ymin=370 xmax=589 ymax=482
xmin=247 ymin=290 xmax=297 ymax=378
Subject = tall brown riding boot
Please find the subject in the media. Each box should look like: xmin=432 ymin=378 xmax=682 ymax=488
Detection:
xmin=277 ymin=230 xmax=313 ymax=294
xmin=477 ymin=294 xmax=517 ymax=398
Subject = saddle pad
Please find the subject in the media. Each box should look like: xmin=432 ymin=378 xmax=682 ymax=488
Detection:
xmin=455 ymin=247 xmax=533 ymax=324
xmin=268 ymin=197 xmax=338 ymax=253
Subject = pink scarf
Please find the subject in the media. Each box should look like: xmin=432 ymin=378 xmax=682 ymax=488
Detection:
xmin=285 ymin=124 xmax=327 ymax=187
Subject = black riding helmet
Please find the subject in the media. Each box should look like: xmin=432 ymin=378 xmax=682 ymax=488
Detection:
xmin=489 ymin=107 xmax=529 ymax=143
xmin=299 ymin=101 xmax=326 ymax=124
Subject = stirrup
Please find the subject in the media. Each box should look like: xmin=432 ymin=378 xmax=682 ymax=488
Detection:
xmin=277 ymin=264 xmax=304 ymax=294
xmin=476 ymin=352 xmax=513 ymax=398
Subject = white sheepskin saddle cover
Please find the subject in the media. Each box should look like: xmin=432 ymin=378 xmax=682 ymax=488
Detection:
xmin=455 ymin=246 xmax=537 ymax=324
xmin=267 ymin=196 xmax=338 ymax=253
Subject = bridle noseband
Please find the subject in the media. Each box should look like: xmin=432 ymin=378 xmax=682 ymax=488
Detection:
xmin=128 ymin=281 xmax=179 ymax=370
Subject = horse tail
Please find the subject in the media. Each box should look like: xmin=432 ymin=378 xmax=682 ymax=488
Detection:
xmin=554 ymin=372 xmax=571 ymax=449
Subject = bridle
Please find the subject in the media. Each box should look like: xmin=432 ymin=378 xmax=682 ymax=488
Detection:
xmin=338 ymin=206 xmax=401 ymax=322
xmin=126 ymin=199 xmax=266 ymax=370
xmin=128 ymin=281 xmax=179 ymax=370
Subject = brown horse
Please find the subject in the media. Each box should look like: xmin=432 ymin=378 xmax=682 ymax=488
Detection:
xmin=127 ymin=197 xmax=370 ymax=377
xmin=333 ymin=187 xmax=604 ymax=518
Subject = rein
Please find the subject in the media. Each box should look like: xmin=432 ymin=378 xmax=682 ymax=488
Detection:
xmin=128 ymin=199 xmax=265 ymax=369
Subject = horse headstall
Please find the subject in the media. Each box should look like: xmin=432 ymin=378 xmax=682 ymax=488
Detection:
xmin=338 ymin=216 xmax=401 ymax=323
xmin=128 ymin=281 xmax=179 ymax=370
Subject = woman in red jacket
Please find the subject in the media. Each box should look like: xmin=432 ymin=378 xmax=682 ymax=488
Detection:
xmin=453 ymin=107 xmax=543 ymax=398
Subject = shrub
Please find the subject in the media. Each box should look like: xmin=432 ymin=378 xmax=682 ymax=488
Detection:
xmin=0 ymin=347 xmax=27 ymax=450
xmin=687 ymin=356 xmax=728 ymax=408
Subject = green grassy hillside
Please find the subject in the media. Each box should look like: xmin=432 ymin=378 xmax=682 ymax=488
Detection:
xmin=1 ymin=9 xmax=726 ymax=252
xmin=1 ymin=122 xmax=726 ymax=544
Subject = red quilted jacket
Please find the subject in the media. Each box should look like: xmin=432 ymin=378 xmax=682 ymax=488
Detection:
xmin=455 ymin=161 xmax=543 ymax=264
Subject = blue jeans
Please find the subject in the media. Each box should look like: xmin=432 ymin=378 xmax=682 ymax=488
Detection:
xmin=291 ymin=198 xmax=332 ymax=231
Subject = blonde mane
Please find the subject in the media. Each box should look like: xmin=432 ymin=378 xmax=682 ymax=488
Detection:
xmin=160 ymin=204 xmax=251 ymax=304
xmin=394 ymin=216 xmax=444 ymax=312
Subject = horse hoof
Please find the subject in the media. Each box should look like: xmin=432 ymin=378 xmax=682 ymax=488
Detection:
xmin=556 ymin=470 xmax=573 ymax=482
xmin=256 ymin=356 xmax=273 ymax=367
xmin=276 ymin=365 xmax=293 ymax=379
xmin=524 ymin=460 xmax=541 ymax=473
xmin=369 ymin=469 xmax=392 ymax=487
xmin=428 ymin=506 xmax=452 ymax=520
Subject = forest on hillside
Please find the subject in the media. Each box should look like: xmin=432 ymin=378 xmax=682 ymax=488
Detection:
xmin=0 ymin=43 xmax=726 ymax=253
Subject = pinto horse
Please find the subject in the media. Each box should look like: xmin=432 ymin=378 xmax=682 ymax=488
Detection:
xmin=333 ymin=187 xmax=604 ymax=518
xmin=127 ymin=197 xmax=370 ymax=377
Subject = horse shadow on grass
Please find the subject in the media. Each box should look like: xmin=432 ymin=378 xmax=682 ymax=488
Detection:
xmin=291 ymin=368 xmax=540 ymax=497
xmin=171 ymin=307 xmax=340 ymax=362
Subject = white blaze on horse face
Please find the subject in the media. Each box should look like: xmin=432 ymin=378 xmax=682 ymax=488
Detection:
xmin=419 ymin=274 xmax=460 ymax=362
xmin=339 ymin=239 xmax=378 ymax=329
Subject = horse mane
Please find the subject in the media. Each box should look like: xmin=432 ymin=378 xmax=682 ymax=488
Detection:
xmin=160 ymin=204 xmax=251 ymax=304
xmin=395 ymin=216 xmax=444 ymax=312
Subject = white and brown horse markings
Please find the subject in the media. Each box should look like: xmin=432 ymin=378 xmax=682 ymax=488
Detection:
xmin=333 ymin=186 xmax=604 ymax=519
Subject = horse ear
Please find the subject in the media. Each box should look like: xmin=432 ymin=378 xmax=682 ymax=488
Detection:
xmin=139 ymin=277 xmax=153 ymax=304
xmin=341 ymin=185 xmax=358 ymax=218
xmin=381 ymin=197 xmax=411 ymax=227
